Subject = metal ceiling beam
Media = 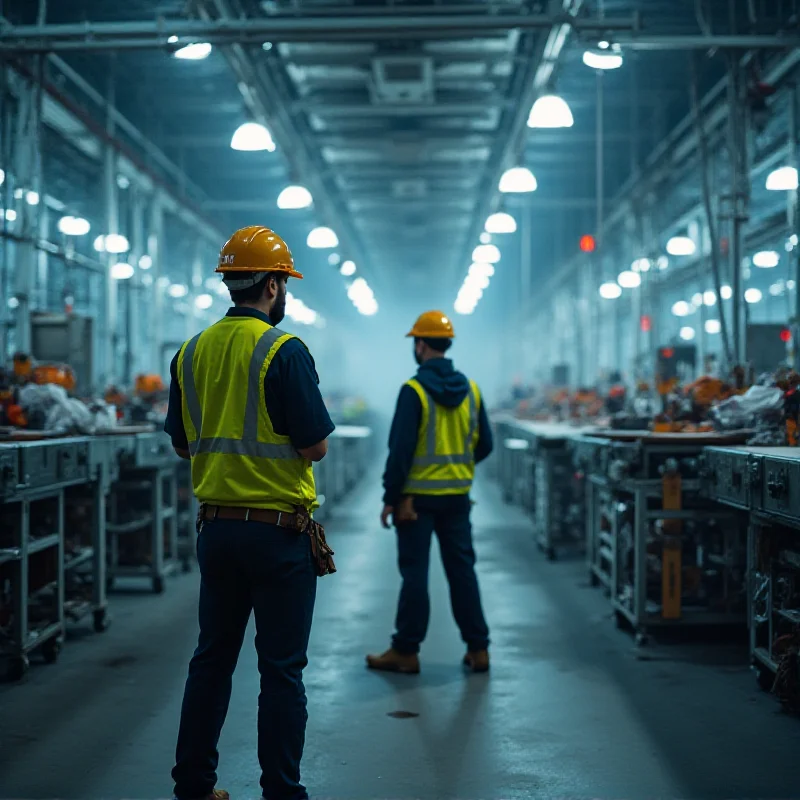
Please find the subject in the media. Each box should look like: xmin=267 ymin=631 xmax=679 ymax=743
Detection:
xmin=283 ymin=51 xmax=520 ymax=67
xmin=616 ymin=34 xmax=800 ymax=50
xmin=306 ymin=101 xmax=506 ymax=117
xmin=0 ymin=13 xmax=640 ymax=52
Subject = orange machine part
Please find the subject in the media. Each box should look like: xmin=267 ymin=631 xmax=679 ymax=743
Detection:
xmin=135 ymin=374 xmax=165 ymax=395
xmin=32 ymin=365 xmax=76 ymax=392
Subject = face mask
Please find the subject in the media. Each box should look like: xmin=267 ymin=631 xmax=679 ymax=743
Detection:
xmin=269 ymin=281 xmax=287 ymax=326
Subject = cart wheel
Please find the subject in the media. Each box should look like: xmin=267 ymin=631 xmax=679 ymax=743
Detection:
xmin=93 ymin=608 xmax=110 ymax=633
xmin=152 ymin=575 xmax=165 ymax=594
xmin=635 ymin=632 xmax=650 ymax=648
xmin=41 ymin=637 xmax=61 ymax=664
xmin=546 ymin=547 xmax=557 ymax=562
xmin=7 ymin=655 xmax=29 ymax=681
xmin=755 ymin=665 xmax=774 ymax=692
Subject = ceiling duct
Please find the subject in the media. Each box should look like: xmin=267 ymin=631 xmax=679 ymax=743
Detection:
xmin=391 ymin=179 xmax=428 ymax=199
xmin=370 ymin=56 xmax=434 ymax=105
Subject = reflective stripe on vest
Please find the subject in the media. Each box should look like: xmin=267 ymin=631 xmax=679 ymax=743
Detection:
xmin=182 ymin=325 xmax=301 ymax=461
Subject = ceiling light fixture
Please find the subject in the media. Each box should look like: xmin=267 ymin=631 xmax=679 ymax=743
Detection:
xmin=195 ymin=293 xmax=214 ymax=310
xmin=480 ymin=232 xmax=491 ymax=244
xmin=672 ymin=300 xmax=692 ymax=317
xmin=617 ymin=270 xmax=641 ymax=289
xmin=472 ymin=244 xmax=501 ymax=263
xmin=230 ymin=122 xmax=276 ymax=152
xmin=631 ymin=258 xmax=651 ymax=273
xmin=174 ymin=42 xmax=212 ymax=60
xmin=469 ymin=262 xmax=495 ymax=278
xmin=340 ymin=260 xmax=356 ymax=277
xmin=666 ymin=236 xmax=696 ymax=256
xmin=720 ymin=285 xmax=733 ymax=300
xmin=705 ymin=319 xmax=721 ymax=335
xmin=753 ymin=250 xmax=780 ymax=268
xmin=307 ymin=226 xmax=338 ymax=249
xmin=679 ymin=326 xmax=696 ymax=341
xmin=57 ymin=216 xmax=90 ymax=236
xmin=485 ymin=212 xmax=517 ymax=234
xmin=277 ymin=185 xmax=313 ymax=210
xmin=527 ymin=94 xmax=574 ymax=129
xmin=168 ymin=283 xmax=189 ymax=298
xmin=138 ymin=255 xmax=153 ymax=270
xmin=599 ymin=282 xmax=622 ymax=299
xmin=499 ymin=167 xmax=537 ymax=193
xmin=94 ymin=233 xmax=130 ymax=254
xmin=744 ymin=288 xmax=763 ymax=304
xmin=766 ymin=166 xmax=799 ymax=191
xmin=583 ymin=49 xmax=624 ymax=70
xmin=703 ymin=290 xmax=717 ymax=306
xmin=110 ymin=262 xmax=134 ymax=280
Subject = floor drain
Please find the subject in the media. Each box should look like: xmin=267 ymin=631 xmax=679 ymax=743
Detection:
xmin=387 ymin=710 xmax=419 ymax=719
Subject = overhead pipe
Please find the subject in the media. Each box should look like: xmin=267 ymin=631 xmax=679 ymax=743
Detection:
xmin=0 ymin=12 xmax=640 ymax=52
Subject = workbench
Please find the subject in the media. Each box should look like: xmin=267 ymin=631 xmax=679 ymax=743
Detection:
xmin=701 ymin=445 xmax=800 ymax=696
xmin=579 ymin=429 xmax=751 ymax=645
xmin=494 ymin=416 xmax=590 ymax=559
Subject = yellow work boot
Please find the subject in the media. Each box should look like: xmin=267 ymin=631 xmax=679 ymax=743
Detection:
xmin=366 ymin=647 xmax=420 ymax=674
xmin=463 ymin=649 xmax=490 ymax=673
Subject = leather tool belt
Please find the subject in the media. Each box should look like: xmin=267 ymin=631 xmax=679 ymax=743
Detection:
xmin=198 ymin=503 xmax=337 ymax=577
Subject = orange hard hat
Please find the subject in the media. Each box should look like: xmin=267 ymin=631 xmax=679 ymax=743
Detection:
xmin=406 ymin=310 xmax=455 ymax=339
xmin=215 ymin=225 xmax=302 ymax=282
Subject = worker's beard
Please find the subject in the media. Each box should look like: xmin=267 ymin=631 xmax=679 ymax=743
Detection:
xmin=269 ymin=282 xmax=287 ymax=326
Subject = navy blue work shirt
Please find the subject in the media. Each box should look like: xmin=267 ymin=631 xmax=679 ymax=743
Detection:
xmin=164 ymin=307 xmax=335 ymax=451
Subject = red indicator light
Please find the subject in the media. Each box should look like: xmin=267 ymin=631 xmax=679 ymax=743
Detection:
xmin=579 ymin=235 xmax=596 ymax=253
xmin=781 ymin=328 xmax=792 ymax=343
xmin=640 ymin=315 xmax=652 ymax=332
xmin=661 ymin=347 xmax=675 ymax=359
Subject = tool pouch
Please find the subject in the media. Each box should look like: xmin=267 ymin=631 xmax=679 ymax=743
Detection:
xmin=294 ymin=506 xmax=337 ymax=577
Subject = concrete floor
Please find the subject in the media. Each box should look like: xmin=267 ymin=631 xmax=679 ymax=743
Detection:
xmin=1 ymin=475 xmax=800 ymax=800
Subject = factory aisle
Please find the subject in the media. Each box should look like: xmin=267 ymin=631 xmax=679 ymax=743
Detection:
xmin=1 ymin=474 xmax=799 ymax=800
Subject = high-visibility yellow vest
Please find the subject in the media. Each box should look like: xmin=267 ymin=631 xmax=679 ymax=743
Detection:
xmin=177 ymin=315 xmax=318 ymax=513
xmin=403 ymin=377 xmax=480 ymax=496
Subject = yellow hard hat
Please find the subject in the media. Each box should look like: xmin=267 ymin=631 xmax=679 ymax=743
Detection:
xmin=215 ymin=225 xmax=303 ymax=280
xmin=406 ymin=310 xmax=455 ymax=339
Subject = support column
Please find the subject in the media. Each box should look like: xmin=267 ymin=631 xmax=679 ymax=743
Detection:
xmin=148 ymin=191 xmax=165 ymax=374
xmin=103 ymin=62 xmax=119 ymax=388
xmin=127 ymin=188 xmax=144 ymax=384
xmin=791 ymin=84 xmax=800 ymax=372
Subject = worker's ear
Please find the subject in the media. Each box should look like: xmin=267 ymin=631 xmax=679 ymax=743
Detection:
xmin=265 ymin=274 xmax=278 ymax=299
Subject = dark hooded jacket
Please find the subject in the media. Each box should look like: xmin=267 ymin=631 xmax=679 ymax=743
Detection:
xmin=382 ymin=357 xmax=493 ymax=508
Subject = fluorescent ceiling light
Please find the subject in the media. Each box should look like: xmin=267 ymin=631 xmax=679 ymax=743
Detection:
xmin=454 ymin=297 xmax=475 ymax=315
xmin=277 ymin=185 xmax=313 ymax=210
xmin=766 ymin=165 xmax=798 ymax=191
xmin=485 ymin=212 xmax=517 ymax=234
xmin=13 ymin=188 xmax=22 ymax=199
xmin=116 ymin=174 xmax=130 ymax=190
xmin=0 ymin=169 xmax=4 ymax=185
xmin=753 ymin=250 xmax=779 ymax=268
xmin=25 ymin=190 xmax=39 ymax=206
xmin=174 ymin=42 xmax=212 ymax=60
xmin=466 ymin=273 xmax=490 ymax=290
xmin=720 ymin=284 xmax=733 ymax=300
xmin=57 ymin=216 xmax=90 ymax=236
xmin=472 ymin=244 xmax=501 ymax=263
xmin=138 ymin=254 xmax=153 ymax=270
xmin=168 ymin=283 xmax=189 ymax=298
xmin=0 ymin=209 xmax=17 ymax=222
xmin=94 ymin=233 xmax=130 ymax=254
xmin=631 ymin=258 xmax=651 ymax=273
xmin=479 ymin=232 xmax=491 ymax=244
xmin=230 ymin=122 xmax=276 ymax=152
xmin=666 ymin=236 xmax=696 ymax=256
xmin=340 ymin=260 xmax=356 ymax=277
xmin=167 ymin=35 xmax=179 ymax=44
xmin=703 ymin=290 xmax=717 ymax=306
xmin=469 ymin=262 xmax=495 ymax=278
xmin=679 ymin=326 xmax=696 ymax=341
xmin=744 ymin=288 xmax=762 ymax=304
xmin=617 ymin=270 xmax=641 ymax=289
xmin=499 ymin=167 xmax=537 ymax=194
xmin=705 ymin=319 xmax=721 ymax=335
xmin=692 ymin=292 xmax=703 ymax=307
xmin=195 ymin=293 xmax=214 ymax=310
xmin=110 ymin=262 xmax=134 ymax=280
xmin=7 ymin=296 xmax=19 ymax=309
xmin=672 ymin=300 xmax=691 ymax=317
xmin=599 ymin=282 xmax=622 ymax=299
xmin=527 ymin=94 xmax=574 ymax=129
xmin=307 ymin=226 xmax=338 ymax=249
xmin=583 ymin=50 xmax=623 ymax=70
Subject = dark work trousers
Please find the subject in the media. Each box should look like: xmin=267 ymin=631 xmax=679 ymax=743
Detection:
xmin=391 ymin=499 xmax=490 ymax=655
xmin=172 ymin=518 xmax=317 ymax=800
